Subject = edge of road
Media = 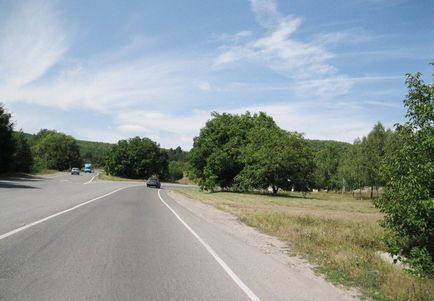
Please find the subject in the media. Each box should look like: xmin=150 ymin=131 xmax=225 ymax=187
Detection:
xmin=157 ymin=189 xmax=261 ymax=301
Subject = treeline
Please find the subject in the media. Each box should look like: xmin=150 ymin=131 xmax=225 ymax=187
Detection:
xmin=187 ymin=109 xmax=398 ymax=197
xmin=0 ymin=112 xmax=84 ymax=174
xmin=309 ymin=123 xmax=396 ymax=198
xmin=103 ymin=139 xmax=189 ymax=182
xmin=0 ymin=105 xmax=111 ymax=173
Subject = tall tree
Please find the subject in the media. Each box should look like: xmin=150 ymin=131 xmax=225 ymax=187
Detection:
xmin=12 ymin=131 xmax=33 ymax=173
xmin=361 ymin=122 xmax=388 ymax=198
xmin=0 ymin=104 xmax=15 ymax=173
xmin=338 ymin=139 xmax=367 ymax=198
xmin=375 ymin=67 xmax=434 ymax=277
xmin=189 ymin=112 xmax=257 ymax=190
xmin=104 ymin=137 xmax=168 ymax=179
xmin=34 ymin=130 xmax=82 ymax=170
xmin=236 ymin=123 xmax=314 ymax=194
xmin=313 ymin=144 xmax=342 ymax=191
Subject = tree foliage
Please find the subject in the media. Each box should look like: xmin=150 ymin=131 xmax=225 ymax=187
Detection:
xmin=336 ymin=124 xmax=392 ymax=197
xmin=190 ymin=112 xmax=256 ymax=190
xmin=190 ymin=112 xmax=314 ymax=192
xmin=12 ymin=131 xmax=33 ymax=173
xmin=312 ymin=142 xmax=349 ymax=191
xmin=375 ymin=68 xmax=434 ymax=277
xmin=104 ymin=136 xmax=168 ymax=179
xmin=34 ymin=130 xmax=82 ymax=170
xmin=168 ymin=161 xmax=185 ymax=182
xmin=77 ymin=140 xmax=113 ymax=167
xmin=0 ymin=104 xmax=15 ymax=173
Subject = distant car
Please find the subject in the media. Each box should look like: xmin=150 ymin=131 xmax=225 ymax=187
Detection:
xmin=146 ymin=177 xmax=161 ymax=188
xmin=84 ymin=163 xmax=94 ymax=173
xmin=71 ymin=167 xmax=80 ymax=175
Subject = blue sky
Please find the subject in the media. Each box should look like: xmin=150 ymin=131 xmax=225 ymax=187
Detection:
xmin=0 ymin=0 xmax=433 ymax=149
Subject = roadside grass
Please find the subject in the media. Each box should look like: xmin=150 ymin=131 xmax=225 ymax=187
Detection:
xmin=176 ymin=188 xmax=434 ymax=301
xmin=97 ymin=170 xmax=143 ymax=182
xmin=176 ymin=175 xmax=196 ymax=185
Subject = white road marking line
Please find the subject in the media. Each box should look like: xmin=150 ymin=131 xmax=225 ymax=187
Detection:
xmin=84 ymin=173 xmax=99 ymax=185
xmin=157 ymin=189 xmax=261 ymax=301
xmin=0 ymin=186 xmax=137 ymax=241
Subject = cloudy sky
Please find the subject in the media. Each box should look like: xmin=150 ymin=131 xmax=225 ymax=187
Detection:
xmin=0 ymin=0 xmax=433 ymax=149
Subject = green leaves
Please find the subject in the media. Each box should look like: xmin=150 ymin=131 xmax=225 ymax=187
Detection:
xmin=12 ymin=131 xmax=33 ymax=172
xmin=104 ymin=136 xmax=168 ymax=179
xmin=375 ymin=66 xmax=434 ymax=278
xmin=0 ymin=104 xmax=15 ymax=172
xmin=34 ymin=130 xmax=82 ymax=170
xmin=190 ymin=112 xmax=314 ymax=193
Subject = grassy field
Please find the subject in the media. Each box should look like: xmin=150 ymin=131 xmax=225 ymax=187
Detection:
xmin=175 ymin=189 xmax=434 ymax=301
xmin=97 ymin=170 xmax=143 ymax=182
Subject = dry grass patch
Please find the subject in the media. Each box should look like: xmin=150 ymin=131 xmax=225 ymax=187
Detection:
xmin=97 ymin=171 xmax=143 ymax=182
xmin=176 ymin=188 xmax=434 ymax=301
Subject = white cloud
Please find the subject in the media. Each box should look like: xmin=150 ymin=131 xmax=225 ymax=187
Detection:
xmin=226 ymin=103 xmax=373 ymax=143
xmin=114 ymin=110 xmax=211 ymax=149
xmin=0 ymin=0 xmax=67 ymax=89
xmin=215 ymin=17 xmax=325 ymax=73
xmin=198 ymin=82 xmax=211 ymax=91
xmin=0 ymin=2 xmax=207 ymax=112
xmin=1 ymin=50 xmax=203 ymax=111
xmin=215 ymin=2 xmax=352 ymax=99
xmin=112 ymin=102 xmax=375 ymax=149
xmin=249 ymin=0 xmax=280 ymax=29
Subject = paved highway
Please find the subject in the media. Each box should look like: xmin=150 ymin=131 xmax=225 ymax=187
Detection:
xmin=0 ymin=173 xmax=355 ymax=300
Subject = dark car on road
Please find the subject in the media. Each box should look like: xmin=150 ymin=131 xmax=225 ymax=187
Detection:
xmin=146 ymin=176 xmax=161 ymax=188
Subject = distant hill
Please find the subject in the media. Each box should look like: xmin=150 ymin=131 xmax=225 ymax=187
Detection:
xmin=76 ymin=140 xmax=114 ymax=167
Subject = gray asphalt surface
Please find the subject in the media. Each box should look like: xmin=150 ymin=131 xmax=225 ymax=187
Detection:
xmin=0 ymin=174 xmax=249 ymax=300
xmin=0 ymin=173 xmax=356 ymax=301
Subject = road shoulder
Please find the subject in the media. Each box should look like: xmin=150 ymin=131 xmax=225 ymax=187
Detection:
xmin=166 ymin=189 xmax=359 ymax=301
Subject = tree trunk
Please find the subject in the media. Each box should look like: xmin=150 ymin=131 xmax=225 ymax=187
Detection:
xmin=272 ymin=185 xmax=278 ymax=194
xmin=370 ymin=185 xmax=374 ymax=199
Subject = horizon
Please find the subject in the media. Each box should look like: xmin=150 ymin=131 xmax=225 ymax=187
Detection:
xmin=1 ymin=0 xmax=433 ymax=150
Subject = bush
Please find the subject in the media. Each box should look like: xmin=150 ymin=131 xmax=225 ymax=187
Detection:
xmin=168 ymin=161 xmax=184 ymax=182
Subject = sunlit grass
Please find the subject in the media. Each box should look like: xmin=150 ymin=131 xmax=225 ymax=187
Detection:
xmin=176 ymin=188 xmax=434 ymax=301
xmin=97 ymin=170 xmax=143 ymax=182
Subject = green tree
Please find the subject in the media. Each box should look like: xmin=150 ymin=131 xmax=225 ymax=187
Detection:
xmin=0 ymin=104 xmax=15 ymax=173
xmin=34 ymin=130 xmax=82 ymax=170
xmin=375 ymin=67 xmax=434 ymax=277
xmin=313 ymin=144 xmax=342 ymax=191
xmin=338 ymin=139 xmax=367 ymax=198
xmin=361 ymin=122 xmax=389 ymax=199
xmin=167 ymin=146 xmax=189 ymax=162
xmin=190 ymin=112 xmax=257 ymax=190
xmin=12 ymin=131 xmax=33 ymax=173
xmin=168 ymin=161 xmax=184 ymax=182
xmin=104 ymin=136 xmax=168 ymax=179
xmin=236 ymin=121 xmax=314 ymax=194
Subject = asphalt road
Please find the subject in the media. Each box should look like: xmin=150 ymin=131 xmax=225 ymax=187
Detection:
xmin=0 ymin=173 xmax=355 ymax=301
